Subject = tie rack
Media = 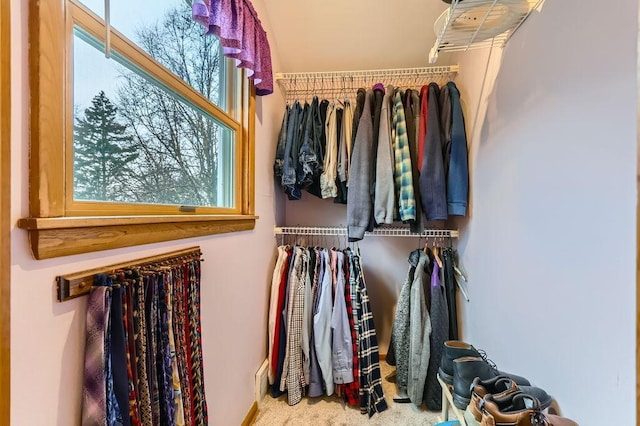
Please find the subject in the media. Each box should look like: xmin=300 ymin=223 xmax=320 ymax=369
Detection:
xmin=56 ymin=246 xmax=202 ymax=302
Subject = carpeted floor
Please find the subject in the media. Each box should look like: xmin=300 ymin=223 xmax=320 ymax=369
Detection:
xmin=253 ymin=362 xmax=455 ymax=425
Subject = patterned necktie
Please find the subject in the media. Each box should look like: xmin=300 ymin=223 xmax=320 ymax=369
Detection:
xmin=188 ymin=261 xmax=208 ymax=425
xmin=122 ymin=280 xmax=142 ymax=426
xmin=166 ymin=270 xmax=186 ymax=425
xmin=173 ymin=265 xmax=193 ymax=426
xmin=131 ymin=272 xmax=153 ymax=426
xmin=82 ymin=286 xmax=111 ymax=425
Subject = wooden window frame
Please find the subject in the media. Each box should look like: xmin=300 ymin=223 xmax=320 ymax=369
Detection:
xmin=0 ymin=0 xmax=10 ymax=421
xmin=19 ymin=0 xmax=257 ymax=260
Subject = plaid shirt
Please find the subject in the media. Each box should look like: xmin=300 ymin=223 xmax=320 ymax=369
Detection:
xmin=339 ymin=251 xmax=360 ymax=406
xmin=352 ymin=252 xmax=388 ymax=416
xmin=392 ymin=90 xmax=416 ymax=222
xmin=280 ymin=247 xmax=308 ymax=405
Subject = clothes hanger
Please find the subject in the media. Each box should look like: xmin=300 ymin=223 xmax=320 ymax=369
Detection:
xmin=432 ymin=243 xmax=443 ymax=268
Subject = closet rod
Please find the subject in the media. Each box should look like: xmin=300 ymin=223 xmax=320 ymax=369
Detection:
xmin=274 ymin=65 xmax=459 ymax=82
xmin=274 ymin=226 xmax=459 ymax=238
xmin=56 ymin=246 xmax=202 ymax=302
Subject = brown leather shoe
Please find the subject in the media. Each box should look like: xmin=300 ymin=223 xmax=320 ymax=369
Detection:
xmin=466 ymin=376 xmax=519 ymax=424
xmin=479 ymin=393 xmax=579 ymax=426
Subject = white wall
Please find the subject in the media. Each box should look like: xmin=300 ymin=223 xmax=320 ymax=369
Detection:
xmin=453 ymin=1 xmax=637 ymax=424
xmin=9 ymin=0 xmax=284 ymax=424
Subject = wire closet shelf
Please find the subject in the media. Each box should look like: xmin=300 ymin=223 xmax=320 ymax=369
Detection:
xmin=429 ymin=0 xmax=543 ymax=63
xmin=275 ymin=66 xmax=459 ymax=102
xmin=274 ymin=226 xmax=459 ymax=239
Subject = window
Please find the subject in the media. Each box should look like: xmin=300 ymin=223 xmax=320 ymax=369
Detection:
xmin=19 ymin=0 xmax=256 ymax=259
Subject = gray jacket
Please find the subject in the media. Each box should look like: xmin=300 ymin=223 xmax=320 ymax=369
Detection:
xmin=374 ymin=85 xmax=395 ymax=225
xmin=408 ymin=251 xmax=432 ymax=404
xmin=347 ymin=90 xmax=375 ymax=241
xmin=390 ymin=249 xmax=421 ymax=394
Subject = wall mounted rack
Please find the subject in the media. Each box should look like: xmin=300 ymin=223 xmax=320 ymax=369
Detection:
xmin=429 ymin=0 xmax=543 ymax=63
xmin=274 ymin=226 xmax=459 ymax=239
xmin=275 ymin=66 xmax=459 ymax=101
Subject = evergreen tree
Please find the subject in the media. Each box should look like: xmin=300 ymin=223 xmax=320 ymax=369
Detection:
xmin=73 ymin=91 xmax=138 ymax=201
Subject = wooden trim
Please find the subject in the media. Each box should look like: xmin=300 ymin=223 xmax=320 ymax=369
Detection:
xmin=19 ymin=216 xmax=256 ymax=260
xmin=64 ymin=202 xmax=241 ymax=217
xmin=241 ymin=401 xmax=258 ymax=426
xmin=26 ymin=0 xmax=258 ymax=258
xmin=246 ymin=82 xmax=256 ymax=215
xmin=637 ymin=6 xmax=640 ymax=420
xmin=29 ymin=0 xmax=66 ymax=217
xmin=57 ymin=246 xmax=202 ymax=301
xmin=18 ymin=214 xmax=258 ymax=230
xmin=0 ymin=0 xmax=9 ymax=421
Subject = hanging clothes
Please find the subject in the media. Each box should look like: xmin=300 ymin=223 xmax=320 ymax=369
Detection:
xmin=351 ymin=251 xmax=388 ymax=417
xmin=404 ymin=89 xmax=424 ymax=234
xmin=423 ymin=258 xmax=449 ymax=411
xmin=321 ymin=102 xmax=339 ymax=199
xmin=347 ymin=89 xmax=375 ymax=242
xmin=273 ymin=80 xmax=469 ymax=238
xmin=392 ymin=89 xmax=416 ymax=223
xmin=442 ymin=247 xmax=459 ymax=340
xmin=444 ymin=82 xmax=469 ymax=216
xmin=333 ymin=107 xmax=348 ymax=204
xmin=407 ymin=251 xmax=432 ymax=405
xmin=419 ymin=83 xmax=448 ymax=221
xmin=331 ymin=250 xmax=353 ymax=385
xmin=387 ymin=249 xmax=420 ymax=398
xmin=267 ymin=244 xmax=387 ymax=416
xmin=307 ymin=100 xmax=329 ymax=198
xmin=374 ymin=85 xmax=395 ymax=226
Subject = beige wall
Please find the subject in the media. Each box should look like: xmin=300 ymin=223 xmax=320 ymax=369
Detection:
xmin=9 ymin=0 xmax=284 ymax=424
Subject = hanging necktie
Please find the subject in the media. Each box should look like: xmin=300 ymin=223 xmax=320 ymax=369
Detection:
xmin=188 ymin=261 xmax=209 ymax=425
xmin=110 ymin=282 xmax=132 ymax=426
xmin=81 ymin=285 xmax=111 ymax=425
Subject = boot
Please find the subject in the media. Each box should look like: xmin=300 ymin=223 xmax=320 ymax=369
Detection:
xmin=439 ymin=340 xmax=530 ymax=386
xmin=452 ymin=357 xmax=531 ymax=409
xmin=480 ymin=393 xmax=578 ymax=426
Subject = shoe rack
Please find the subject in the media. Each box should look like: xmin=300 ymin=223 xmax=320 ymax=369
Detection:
xmin=437 ymin=374 xmax=468 ymax=426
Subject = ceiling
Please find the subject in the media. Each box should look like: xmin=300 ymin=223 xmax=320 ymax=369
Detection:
xmin=262 ymin=0 xmax=454 ymax=73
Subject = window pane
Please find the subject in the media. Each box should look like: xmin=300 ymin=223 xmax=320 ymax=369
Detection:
xmin=77 ymin=0 xmax=226 ymax=109
xmin=73 ymin=28 xmax=235 ymax=209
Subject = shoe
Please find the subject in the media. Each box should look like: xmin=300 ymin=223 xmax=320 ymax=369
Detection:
xmin=479 ymin=392 xmax=578 ymax=426
xmin=471 ymin=375 xmax=552 ymax=412
xmin=438 ymin=341 xmax=480 ymax=385
xmin=465 ymin=377 xmax=553 ymax=424
xmin=452 ymin=356 xmax=531 ymax=409
xmin=438 ymin=340 xmax=531 ymax=386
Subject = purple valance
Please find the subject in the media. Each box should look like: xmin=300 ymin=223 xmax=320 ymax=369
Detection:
xmin=192 ymin=0 xmax=273 ymax=96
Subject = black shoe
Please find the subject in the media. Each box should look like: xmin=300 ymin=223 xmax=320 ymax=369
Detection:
xmin=452 ymin=356 xmax=531 ymax=410
xmin=439 ymin=341 xmax=531 ymax=387
xmin=438 ymin=340 xmax=479 ymax=385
